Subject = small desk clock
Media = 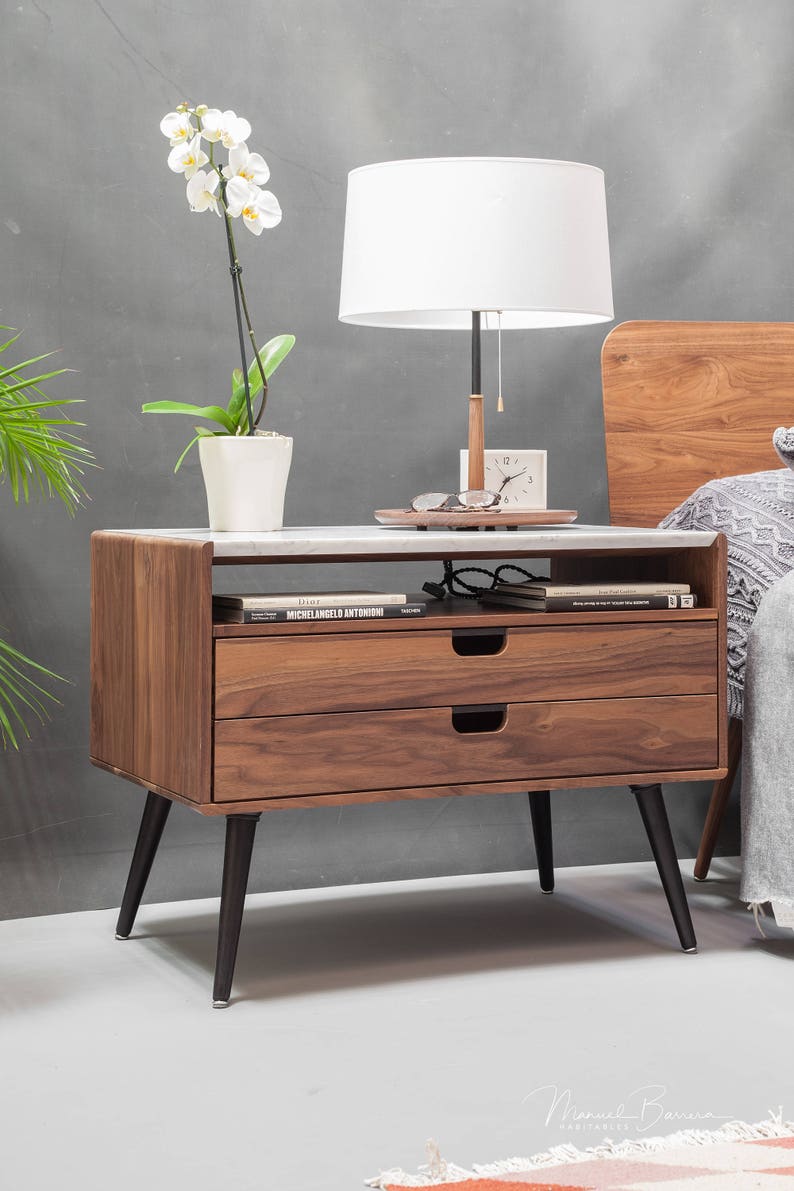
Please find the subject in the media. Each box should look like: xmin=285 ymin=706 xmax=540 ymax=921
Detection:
xmin=460 ymin=449 xmax=547 ymax=509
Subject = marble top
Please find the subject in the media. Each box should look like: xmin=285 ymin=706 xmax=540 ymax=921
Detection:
xmin=111 ymin=524 xmax=717 ymax=558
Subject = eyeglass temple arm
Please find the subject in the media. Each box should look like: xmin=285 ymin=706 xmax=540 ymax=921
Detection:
xmin=468 ymin=311 xmax=485 ymax=489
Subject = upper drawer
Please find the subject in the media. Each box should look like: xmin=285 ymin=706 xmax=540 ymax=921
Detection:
xmin=213 ymin=622 xmax=718 ymax=718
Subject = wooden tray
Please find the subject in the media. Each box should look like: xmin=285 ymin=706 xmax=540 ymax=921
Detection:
xmin=374 ymin=508 xmax=578 ymax=529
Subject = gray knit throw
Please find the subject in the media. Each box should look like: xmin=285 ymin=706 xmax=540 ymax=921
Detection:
xmin=773 ymin=426 xmax=794 ymax=471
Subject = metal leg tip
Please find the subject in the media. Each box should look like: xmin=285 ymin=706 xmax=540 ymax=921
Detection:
xmin=212 ymin=999 xmax=230 ymax=1009
xmin=541 ymin=888 xmax=554 ymax=895
xmin=693 ymin=874 xmax=708 ymax=882
xmin=115 ymin=932 xmax=130 ymax=940
xmin=684 ymin=945 xmax=698 ymax=953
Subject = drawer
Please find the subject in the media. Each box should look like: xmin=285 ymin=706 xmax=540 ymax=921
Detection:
xmin=213 ymin=623 xmax=718 ymax=718
xmin=213 ymin=694 xmax=718 ymax=801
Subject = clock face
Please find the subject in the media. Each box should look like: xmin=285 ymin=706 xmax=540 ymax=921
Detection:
xmin=460 ymin=449 xmax=547 ymax=510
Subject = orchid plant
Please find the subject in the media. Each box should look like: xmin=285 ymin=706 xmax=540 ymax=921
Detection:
xmin=143 ymin=104 xmax=295 ymax=470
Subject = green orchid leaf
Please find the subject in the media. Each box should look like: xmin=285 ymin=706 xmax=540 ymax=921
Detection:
xmin=227 ymin=368 xmax=247 ymax=429
xmin=142 ymin=400 xmax=236 ymax=434
xmin=253 ymin=334 xmax=296 ymax=382
xmin=174 ymin=435 xmax=201 ymax=473
xmin=230 ymin=334 xmax=296 ymax=410
xmin=173 ymin=426 xmax=219 ymax=473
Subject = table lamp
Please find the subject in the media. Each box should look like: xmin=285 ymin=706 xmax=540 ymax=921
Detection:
xmin=338 ymin=156 xmax=613 ymax=519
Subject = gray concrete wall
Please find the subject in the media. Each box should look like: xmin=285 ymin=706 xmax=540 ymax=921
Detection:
xmin=2 ymin=0 xmax=786 ymax=918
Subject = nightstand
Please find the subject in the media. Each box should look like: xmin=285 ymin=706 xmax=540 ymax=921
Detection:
xmin=90 ymin=524 xmax=727 ymax=1005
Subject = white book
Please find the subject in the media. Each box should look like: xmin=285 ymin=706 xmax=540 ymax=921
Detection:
xmin=498 ymin=581 xmax=691 ymax=597
xmin=212 ymin=590 xmax=408 ymax=609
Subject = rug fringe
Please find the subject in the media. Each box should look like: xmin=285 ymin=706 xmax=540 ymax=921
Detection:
xmin=365 ymin=1112 xmax=794 ymax=1188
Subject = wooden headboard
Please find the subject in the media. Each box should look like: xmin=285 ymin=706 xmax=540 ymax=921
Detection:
xmin=601 ymin=320 xmax=794 ymax=527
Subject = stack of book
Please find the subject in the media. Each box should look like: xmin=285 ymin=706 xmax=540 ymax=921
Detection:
xmin=480 ymin=580 xmax=698 ymax=612
xmin=213 ymin=590 xmax=427 ymax=623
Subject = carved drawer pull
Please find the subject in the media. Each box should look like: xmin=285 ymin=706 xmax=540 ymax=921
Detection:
xmin=451 ymin=704 xmax=508 ymax=733
xmin=451 ymin=628 xmax=507 ymax=656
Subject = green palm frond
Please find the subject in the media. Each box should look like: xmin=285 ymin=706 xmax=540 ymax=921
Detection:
xmin=0 ymin=636 xmax=64 ymax=749
xmin=0 ymin=327 xmax=94 ymax=747
xmin=0 ymin=330 xmax=95 ymax=516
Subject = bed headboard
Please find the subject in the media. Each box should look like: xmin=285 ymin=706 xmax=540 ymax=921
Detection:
xmin=601 ymin=320 xmax=794 ymax=527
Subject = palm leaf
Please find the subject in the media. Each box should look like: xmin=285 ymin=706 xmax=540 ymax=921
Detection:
xmin=0 ymin=332 xmax=94 ymax=516
xmin=0 ymin=637 xmax=64 ymax=750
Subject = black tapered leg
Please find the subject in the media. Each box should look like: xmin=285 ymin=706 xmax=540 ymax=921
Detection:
xmin=115 ymin=791 xmax=173 ymax=940
xmin=213 ymin=814 xmax=261 ymax=1008
xmin=528 ymin=790 xmax=554 ymax=893
xmin=631 ymin=783 xmax=697 ymax=952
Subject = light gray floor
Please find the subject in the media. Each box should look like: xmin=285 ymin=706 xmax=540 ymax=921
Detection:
xmin=1 ymin=858 xmax=792 ymax=1191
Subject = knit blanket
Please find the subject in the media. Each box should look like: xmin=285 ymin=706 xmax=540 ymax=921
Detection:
xmin=739 ymin=567 xmax=794 ymax=917
xmin=658 ymin=468 xmax=794 ymax=719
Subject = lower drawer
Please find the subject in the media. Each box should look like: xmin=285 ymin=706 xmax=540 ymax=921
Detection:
xmin=213 ymin=695 xmax=718 ymax=801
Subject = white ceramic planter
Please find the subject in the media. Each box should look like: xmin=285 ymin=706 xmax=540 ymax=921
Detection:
xmin=199 ymin=433 xmax=293 ymax=532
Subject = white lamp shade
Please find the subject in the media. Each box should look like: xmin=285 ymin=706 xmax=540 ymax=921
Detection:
xmin=339 ymin=157 xmax=613 ymax=330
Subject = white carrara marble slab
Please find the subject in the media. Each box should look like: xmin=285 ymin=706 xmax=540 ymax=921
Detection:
xmin=111 ymin=524 xmax=717 ymax=558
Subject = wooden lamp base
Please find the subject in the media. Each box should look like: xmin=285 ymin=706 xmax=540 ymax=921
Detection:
xmin=373 ymin=318 xmax=578 ymax=529
xmin=467 ymin=392 xmax=485 ymax=489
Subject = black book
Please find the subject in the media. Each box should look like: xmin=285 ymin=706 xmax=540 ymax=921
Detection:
xmin=214 ymin=602 xmax=428 ymax=623
xmin=480 ymin=592 xmax=698 ymax=612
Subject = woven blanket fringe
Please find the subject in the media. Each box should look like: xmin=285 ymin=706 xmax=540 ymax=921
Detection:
xmin=365 ymin=1112 xmax=794 ymax=1188
xmin=747 ymin=898 xmax=794 ymax=935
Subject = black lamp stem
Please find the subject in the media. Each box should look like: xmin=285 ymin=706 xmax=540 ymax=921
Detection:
xmin=471 ymin=310 xmax=481 ymax=394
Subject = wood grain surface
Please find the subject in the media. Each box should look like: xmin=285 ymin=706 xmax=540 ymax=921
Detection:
xmin=90 ymin=531 xmax=213 ymax=803
xmin=602 ymin=320 xmax=794 ymax=526
xmin=213 ymin=694 xmax=718 ymax=801
xmin=214 ymin=622 xmax=718 ymax=718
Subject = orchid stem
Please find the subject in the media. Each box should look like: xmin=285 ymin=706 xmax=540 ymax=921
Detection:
xmin=237 ymin=269 xmax=269 ymax=427
xmin=218 ymin=181 xmax=269 ymax=430
xmin=220 ymin=183 xmax=255 ymax=436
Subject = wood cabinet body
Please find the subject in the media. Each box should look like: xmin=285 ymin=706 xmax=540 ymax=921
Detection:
xmin=90 ymin=529 xmax=728 ymax=814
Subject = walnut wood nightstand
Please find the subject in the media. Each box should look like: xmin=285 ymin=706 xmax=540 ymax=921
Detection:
xmin=90 ymin=525 xmax=727 ymax=1005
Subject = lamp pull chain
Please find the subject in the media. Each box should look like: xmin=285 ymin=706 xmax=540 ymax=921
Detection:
xmin=496 ymin=310 xmax=504 ymax=413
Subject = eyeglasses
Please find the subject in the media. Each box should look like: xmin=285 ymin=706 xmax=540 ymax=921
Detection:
xmin=410 ymin=489 xmax=501 ymax=513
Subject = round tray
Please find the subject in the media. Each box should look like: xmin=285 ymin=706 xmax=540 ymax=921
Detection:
xmin=374 ymin=508 xmax=578 ymax=529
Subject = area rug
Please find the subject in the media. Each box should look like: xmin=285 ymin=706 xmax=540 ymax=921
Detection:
xmin=366 ymin=1116 xmax=794 ymax=1189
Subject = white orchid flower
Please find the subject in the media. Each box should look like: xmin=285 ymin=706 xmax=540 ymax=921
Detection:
xmin=223 ymin=143 xmax=271 ymax=186
xmin=186 ymin=169 xmax=221 ymax=215
xmin=200 ymin=108 xmax=252 ymax=149
xmin=167 ymin=134 xmax=209 ymax=179
xmin=160 ymin=111 xmax=196 ymax=145
xmin=223 ymin=174 xmax=252 ymax=218
xmin=241 ymin=188 xmax=283 ymax=236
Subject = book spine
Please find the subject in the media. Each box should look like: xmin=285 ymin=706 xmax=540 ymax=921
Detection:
xmin=500 ymin=583 xmax=691 ymax=597
xmin=214 ymin=593 xmax=408 ymax=609
xmin=540 ymin=594 xmax=698 ymax=611
xmin=220 ymin=603 xmax=427 ymax=623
